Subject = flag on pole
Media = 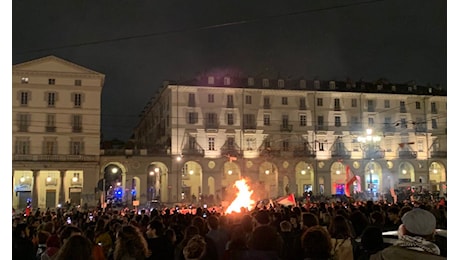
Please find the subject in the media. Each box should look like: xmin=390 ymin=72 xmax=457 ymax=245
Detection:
xmin=345 ymin=165 xmax=357 ymax=197
xmin=276 ymin=193 xmax=296 ymax=206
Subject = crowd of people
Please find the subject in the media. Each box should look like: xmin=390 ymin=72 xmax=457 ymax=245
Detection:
xmin=12 ymin=198 xmax=447 ymax=260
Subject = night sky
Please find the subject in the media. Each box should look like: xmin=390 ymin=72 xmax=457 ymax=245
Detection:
xmin=12 ymin=0 xmax=447 ymax=141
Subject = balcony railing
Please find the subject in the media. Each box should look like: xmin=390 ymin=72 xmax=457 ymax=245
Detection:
xmin=293 ymin=149 xmax=316 ymax=157
xmin=430 ymin=151 xmax=447 ymax=158
xmin=364 ymin=149 xmax=385 ymax=159
xmin=280 ymin=125 xmax=293 ymax=132
xmin=263 ymin=104 xmax=271 ymax=109
xmin=221 ymin=148 xmax=241 ymax=157
xmin=398 ymin=151 xmax=417 ymax=159
xmin=182 ymin=148 xmax=205 ymax=156
xmin=13 ymin=154 xmax=98 ymax=161
xmin=331 ymin=150 xmax=351 ymax=159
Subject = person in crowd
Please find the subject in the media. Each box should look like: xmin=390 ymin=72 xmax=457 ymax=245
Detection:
xmin=191 ymin=215 xmax=219 ymax=260
xmin=246 ymin=210 xmax=283 ymax=259
xmin=54 ymin=234 xmax=94 ymax=260
xmin=301 ymin=225 xmax=332 ymax=260
xmin=223 ymin=224 xmax=249 ymax=260
xmin=183 ymin=234 xmax=207 ymax=260
xmin=145 ymin=219 xmax=174 ymax=260
xmin=113 ymin=224 xmax=150 ymax=260
xmin=35 ymin=230 xmax=50 ymax=260
xmin=12 ymin=223 xmax=35 ymax=260
xmin=328 ymin=215 xmax=354 ymax=260
xmin=175 ymin=225 xmax=200 ymax=260
xmin=383 ymin=206 xmax=402 ymax=232
xmin=59 ymin=225 xmax=82 ymax=246
xmin=94 ymin=218 xmax=113 ymax=259
xmin=206 ymin=214 xmax=229 ymax=260
xmin=369 ymin=208 xmax=446 ymax=259
xmin=279 ymin=220 xmax=297 ymax=260
xmin=40 ymin=234 xmax=60 ymax=260
xmin=355 ymin=225 xmax=385 ymax=260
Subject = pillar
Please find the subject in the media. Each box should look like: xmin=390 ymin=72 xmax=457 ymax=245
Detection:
xmin=32 ymin=170 xmax=39 ymax=209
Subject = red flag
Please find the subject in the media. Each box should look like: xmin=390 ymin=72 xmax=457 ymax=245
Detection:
xmin=344 ymin=165 xmax=356 ymax=197
xmin=276 ymin=193 xmax=296 ymax=206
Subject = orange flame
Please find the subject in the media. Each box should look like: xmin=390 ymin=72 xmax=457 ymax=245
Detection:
xmin=225 ymin=179 xmax=255 ymax=214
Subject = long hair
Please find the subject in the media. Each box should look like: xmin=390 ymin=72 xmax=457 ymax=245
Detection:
xmin=54 ymin=234 xmax=94 ymax=260
xmin=114 ymin=224 xmax=149 ymax=260
xmin=328 ymin=215 xmax=352 ymax=239
xmin=302 ymin=226 xmax=332 ymax=259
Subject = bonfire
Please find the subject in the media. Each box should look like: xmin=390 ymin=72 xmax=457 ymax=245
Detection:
xmin=225 ymin=179 xmax=256 ymax=214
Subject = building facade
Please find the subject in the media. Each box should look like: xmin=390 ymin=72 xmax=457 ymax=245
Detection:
xmin=12 ymin=56 xmax=105 ymax=210
xmin=100 ymin=76 xmax=446 ymax=207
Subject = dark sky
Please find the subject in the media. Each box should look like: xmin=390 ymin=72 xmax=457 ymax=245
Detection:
xmin=12 ymin=0 xmax=447 ymax=141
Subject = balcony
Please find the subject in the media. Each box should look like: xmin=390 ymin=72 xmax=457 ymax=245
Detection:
xmin=430 ymin=151 xmax=447 ymax=158
xmin=243 ymin=124 xmax=257 ymax=130
xmin=299 ymin=104 xmax=306 ymax=110
xmin=46 ymin=126 xmax=56 ymax=132
xmin=259 ymin=148 xmax=281 ymax=157
xmin=72 ymin=126 xmax=82 ymax=133
xmin=331 ymin=149 xmax=351 ymax=159
xmin=334 ymin=106 xmax=341 ymax=111
xmin=263 ymin=103 xmax=271 ymax=109
xmin=13 ymin=154 xmax=98 ymax=161
xmin=364 ymin=148 xmax=385 ymax=159
xmin=398 ymin=151 xmax=417 ymax=159
xmin=182 ymin=148 xmax=205 ymax=156
xmin=280 ymin=125 xmax=293 ymax=132
xmin=221 ymin=148 xmax=241 ymax=157
xmin=293 ymin=148 xmax=316 ymax=158
xmin=205 ymin=123 xmax=219 ymax=132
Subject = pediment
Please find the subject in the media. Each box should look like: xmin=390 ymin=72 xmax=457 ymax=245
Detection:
xmin=13 ymin=55 xmax=103 ymax=76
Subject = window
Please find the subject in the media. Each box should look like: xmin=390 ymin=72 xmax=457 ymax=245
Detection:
xmin=282 ymin=140 xmax=289 ymax=151
xmin=72 ymin=114 xmax=82 ymax=132
xmin=417 ymin=139 xmax=424 ymax=152
xmin=224 ymin=77 xmax=231 ymax=85
xmin=205 ymin=113 xmax=218 ymax=128
xmin=264 ymin=140 xmax=271 ymax=149
xmin=319 ymin=142 xmax=324 ymax=151
xmin=278 ymin=79 xmax=284 ymax=88
xmin=245 ymin=95 xmax=252 ymax=104
xmin=299 ymin=97 xmax=306 ymax=110
xmin=400 ymin=118 xmax=407 ymax=129
xmin=186 ymin=93 xmax=195 ymax=107
xmin=20 ymin=91 xmax=29 ymax=106
xmin=334 ymin=99 xmax=340 ymax=110
xmin=47 ymin=92 xmax=56 ymax=107
xmin=73 ymin=93 xmax=82 ymax=107
xmin=282 ymin=97 xmax=288 ymax=105
xmin=335 ymin=116 xmax=341 ymax=127
xmin=48 ymin=78 xmax=55 ymax=85
xmin=317 ymin=98 xmax=323 ymax=106
xmin=189 ymin=136 xmax=197 ymax=150
xmin=351 ymin=99 xmax=357 ymax=108
xmin=227 ymin=113 xmax=234 ymax=125
xmin=18 ymin=113 xmax=30 ymax=132
xmin=208 ymin=137 xmax=215 ymax=150
xmin=227 ymin=137 xmax=235 ymax=149
xmin=263 ymin=114 xmax=270 ymax=126
xmin=44 ymin=138 xmax=57 ymax=155
xmin=317 ymin=116 xmax=324 ymax=129
xmin=75 ymin=79 xmax=82 ymax=86
xmin=282 ymin=115 xmax=289 ymax=128
xmin=70 ymin=140 xmax=84 ymax=155
xmin=384 ymin=100 xmax=390 ymax=108
xmin=432 ymin=119 xmax=438 ymax=129
xmin=248 ymin=77 xmax=254 ymax=86
xmin=46 ymin=114 xmax=56 ymax=132
xmin=208 ymin=76 xmax=215 ymax=85
xmin=368 ymin=100 xmax=374 ymax=112
xmin=431 ymin=102 xmax=437 ymax=113
xmin=243 ymin=114 xmax=256 ymax=128
xmin=368 ymin=117 xmax=374 ymax=127
xmin=400 ymin=101 xmax=406 ymax=113
xmin=208 ymin=94 xmax=214 ymax=103
xmin=351 ymin=116 xmax=359 ymax=129
xmin=21 ymin=77 xmax=29 ymax=84
xmin=264 ymin=96 xmax=270 ymax=109
xmin=187 ymin=112 xmax=198 ymax=124
xmin=262 ymin=79 xmax=269 ymax=87
xmin=15 ymin=138 xmax=30 ymax=155
xmin=227 ymin=95 xmax=234 ymax=108
xmin=415 ymin=101 xmax=421 ymax=109
xmin=300 ymin=115 xmax=307 ymax=126
xmin=329 ymin=81 xmax=336 ymax=89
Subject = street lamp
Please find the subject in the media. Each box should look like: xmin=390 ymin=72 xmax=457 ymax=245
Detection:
xmin=358 ymin=128 xmax=382 ymax=200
